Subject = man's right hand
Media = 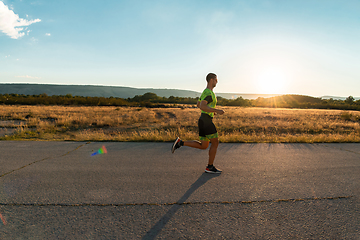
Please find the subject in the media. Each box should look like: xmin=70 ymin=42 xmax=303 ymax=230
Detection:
xmin=217 ymin=109 xmax=225 ymax=115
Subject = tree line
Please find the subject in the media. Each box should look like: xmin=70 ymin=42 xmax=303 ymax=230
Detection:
xmin=0 ymin=92 xmax=359 ymax=111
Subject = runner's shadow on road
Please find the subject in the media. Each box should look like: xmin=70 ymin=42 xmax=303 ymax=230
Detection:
xmin=142 ymin=173 xmax=220 ymax=240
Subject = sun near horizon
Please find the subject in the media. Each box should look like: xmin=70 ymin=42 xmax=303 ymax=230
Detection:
xmin=255 ymin=67 xmax=287 ymax=94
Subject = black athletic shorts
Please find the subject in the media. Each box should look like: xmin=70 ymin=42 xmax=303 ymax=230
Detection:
xmin=198 ymin=113 xmax=218 ymax=141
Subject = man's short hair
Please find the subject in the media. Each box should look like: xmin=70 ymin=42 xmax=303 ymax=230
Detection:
xmin=206 ymin=73 xmax=217 ymax=82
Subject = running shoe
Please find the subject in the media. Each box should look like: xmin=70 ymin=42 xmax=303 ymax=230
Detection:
xmin=205 ymin=165 xmax=222 ymax=174
xmin=171 ymin=137 xmax=182 ymax=153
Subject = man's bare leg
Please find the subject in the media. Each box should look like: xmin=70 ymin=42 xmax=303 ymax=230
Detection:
xmin=183 ymin=140 xmax=209 ymax=150
xmin=208 ymin=137 xmax=219 ymax=165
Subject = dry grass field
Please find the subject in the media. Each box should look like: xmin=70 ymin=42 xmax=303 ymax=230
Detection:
xmin=1 ymin=105 xmax=360 ymax=143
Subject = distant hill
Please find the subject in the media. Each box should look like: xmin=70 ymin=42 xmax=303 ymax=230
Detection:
xmin=0 ymin=83 xmax=280 ymax=99
xmin=321 ymin=96 xmax=360 ymax=101
xmin=0 ymin=84 xmax=200 ymax=98
xmin=1 ymin=84 xmax=357 ymax=100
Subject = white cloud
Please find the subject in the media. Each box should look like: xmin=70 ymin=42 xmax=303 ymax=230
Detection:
xmin=15 ymin=75 xmax=41 ymax=79
xmin=45 ymin=33 xmax=50 ymax=36
xmin=0 ymin=1 xmax=41 ymax=39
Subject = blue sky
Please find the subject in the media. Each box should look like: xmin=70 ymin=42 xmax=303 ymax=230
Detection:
xmin=1 ymin=0 xmax=360 ymax=97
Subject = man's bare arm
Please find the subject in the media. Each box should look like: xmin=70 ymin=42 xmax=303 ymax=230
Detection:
xmin=199 ymin=100 xmax=225 ymax=115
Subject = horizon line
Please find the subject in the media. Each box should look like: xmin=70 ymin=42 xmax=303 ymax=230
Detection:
xmin=0 ymin=82 xmax=356 ymax=98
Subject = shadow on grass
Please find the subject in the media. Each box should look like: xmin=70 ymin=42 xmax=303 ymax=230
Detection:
xmin=142 ymin=172 xmax=220 ymax=240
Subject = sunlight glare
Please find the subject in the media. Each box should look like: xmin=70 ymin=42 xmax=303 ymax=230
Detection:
xmin=256 ymin=67 xmax=287 ymax=94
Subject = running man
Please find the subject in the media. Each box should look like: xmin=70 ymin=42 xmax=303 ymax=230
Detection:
xmin=171 ymin=73 xmax=224 ymax=174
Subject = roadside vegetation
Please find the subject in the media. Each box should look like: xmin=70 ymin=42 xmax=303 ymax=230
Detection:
xmin=1 ymin=93 xmax=360 ymax=111
xmin=1 ymin=105 xmax=360 ymax=143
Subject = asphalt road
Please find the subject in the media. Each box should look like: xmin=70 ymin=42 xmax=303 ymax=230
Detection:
xmin=0 ymin=141 xmax=359 ymax=239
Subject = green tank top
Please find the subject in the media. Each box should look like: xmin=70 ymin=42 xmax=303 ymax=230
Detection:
xmin=198 ymin=88 xmax=217 ymax=118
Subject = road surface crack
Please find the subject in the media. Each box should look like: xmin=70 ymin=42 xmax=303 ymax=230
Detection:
xmin=0 ymin=196 xmax=353 ymax=207
xmin=0 ymin=142 xmax=89 ymax=178
xmin=322 ymin=144 xmax=360 ymax=155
